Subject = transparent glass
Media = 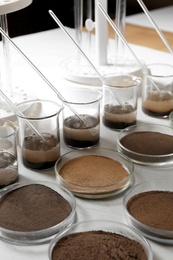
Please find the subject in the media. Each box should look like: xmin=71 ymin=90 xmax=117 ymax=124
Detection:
xmin=16 ymin=99 xmax=63 ymax=170
xmin=0 ymin=181 xmax=76 ymax=245
xmin=49 ymin=220 xmax=153 ymax=260
xmin=55 ymin=148 xmax=134 ymax=199
xmin=0 ymin=14 xmax=13 ymax=97
xmin=123 ymin=180 xmax=173 ymax=244
xmin=115 ymin=0 xmax=126 ymax=59
xmin=142 ymin=63 xmax=173 ymax=118
xmin=0 ymin=119 xmax=18 ymax=188
xmin=74 ymin=0 xmax=83 ymax=47
xmin=102 ymin=74 xmax=141 ymax=130
xmin=62 ymin=87 xmax=102 ymax=149
xmin=117 ymin=123 xmax=173 ymax=166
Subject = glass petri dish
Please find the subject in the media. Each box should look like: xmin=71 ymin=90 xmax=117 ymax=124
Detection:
xmin=0 ymin=181 xmax=76 ymax=245
xmin=49 ymin=220 xmax=153 ymax=260
xmin=55 ymin=148 xmax=134 ymax=199
xmin=117 ymin=123 xmax=173 ymax=166
xmin=123 ymin=180 xmax=173 ymax=244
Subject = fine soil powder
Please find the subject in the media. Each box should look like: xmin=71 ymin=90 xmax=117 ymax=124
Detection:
xmin=51 ymin=231 xmax=147 ymax=260
xmin=120 ymin=131 xmax=173 ymax=155
xmin=127 ymin=191 xmax=173 ymax=231
xmin=0 ymin=184 xmax=72 ymax=232
xmin=59 ymin=155 xmax=129 ymax=194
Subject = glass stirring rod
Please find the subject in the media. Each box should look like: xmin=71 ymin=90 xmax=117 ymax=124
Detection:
xmin=0 ymin=27 xmax=87 ymax=126
xmin=0 ymin=89 xmax=46 ymax=142
xmin=48 ymin=9 xmax=126 ymax=109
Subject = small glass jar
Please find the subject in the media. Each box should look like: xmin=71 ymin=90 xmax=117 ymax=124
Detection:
xmin=16 ymin=99 xmax=63 ymax=170
xmin=62 ymin=87 xmax=102 ymax=149
xmin=142 ymin=63 xmax=173 ymax=118
xmin=102 ymin=74 xmax=140 ymax=130
xmin=0 ymin=120 xmax=18 ymax=188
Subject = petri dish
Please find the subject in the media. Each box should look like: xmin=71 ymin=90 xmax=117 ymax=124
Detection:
xmin=117 ymin=123 xmax=173 ymax=166
xmin=123 ymin=180 xmax=173 ymax=244
xmin=55 ymin=148 xmax=134 ymax=199
xmin=0 ymin=181 xmax=76 ymax=245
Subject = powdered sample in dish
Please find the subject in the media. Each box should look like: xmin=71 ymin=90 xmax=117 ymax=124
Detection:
xmin=117 ymin=124 xmax=173 ymax=166
xmin=0 ymin=184 xmax=72 ymax=232
xmin=51 ymin=231 xmax=147 ymax=260
xmin=56 ymin=150 xmax=133 ymax=199
xmin=59 ymin=155 xmax=128 ymax=186
xmin=120 ymin=132 xmax=173 ymax=155
xmin=126 ymin=191 xmax=173 ymax=233
xmin=123 ymin=180 xmax=173 ymax=243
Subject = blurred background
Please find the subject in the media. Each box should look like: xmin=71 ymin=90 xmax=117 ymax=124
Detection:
xmin=5 ymin=0 xmax=173 ymax=38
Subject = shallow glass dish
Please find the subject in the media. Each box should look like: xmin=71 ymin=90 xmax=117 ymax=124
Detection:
xmin=0 ymin=181 xmax=76 ymax=245
xmin=117 ymin=123 xmax=173 ymax=166
xmin=123 ymin=180 xmax=173 ymax=244
xmin=49 ymin=220 xmax=153 ymax=260
xmin=54 ymin=148 xmax=134 ymax=199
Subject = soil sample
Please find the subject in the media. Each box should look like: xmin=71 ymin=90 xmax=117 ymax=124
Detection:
xmin=142 ymin=91 xmax=173 ymax=117
xmin=63 ymin=115 xmax=100 ymax=148
xmin=59 ymin=155 xmax=129 ymax=194
xmin=120 ymin=131 xmax=173 ymax=155
xmin=0 ymin=184 xmax=72 ymax=232
xmin=103 ymin=104 xmax=136 ymax=130
xmin=22 ymin=134 xmax=60 ymax=170
xmin=51 ymin=230 xmax=147 ymax=260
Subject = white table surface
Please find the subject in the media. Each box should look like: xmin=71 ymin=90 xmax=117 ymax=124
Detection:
xmin=1 ymin=22 xmax=173 ymax=259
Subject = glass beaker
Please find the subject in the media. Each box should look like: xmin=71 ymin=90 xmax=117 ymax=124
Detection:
xmin=102 ymin=74 xmax=141 ymax=130
xmin=16 ymin=99 xmax=63 ymax=170
xmin=142 ymin=63 xmax=173 ymax=118
xmin=62 ymin=87 xmax=102 ymax=149
xmin=0 ymin=119 xmax=18 ymax=188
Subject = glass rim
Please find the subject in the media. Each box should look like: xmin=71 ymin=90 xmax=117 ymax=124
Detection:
xmin=146 ymin=63 xmax=173 ymax=78
xmin=103 ymin=73 xmax=141 ymax=88
xmin=16 ymin=99 xmax=63 ymax=120
xmin=62 ymin=90 xmax=103 ymax=105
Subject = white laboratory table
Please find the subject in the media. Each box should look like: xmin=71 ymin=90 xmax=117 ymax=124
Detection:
xmin=0 ymin=23 xmax=173 ymax=260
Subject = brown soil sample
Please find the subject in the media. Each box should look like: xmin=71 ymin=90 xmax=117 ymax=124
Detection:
xmin=59 ymin=155 xmax=129 ymax=193
xmin=104 ymin=104 xmax=136 ymax=123
xmin=22 ymin=134 xmax=60 ymax=163
xmin=142 ymin=91 xmax=173 ymax=113
xmin=51 ymin=231 xmax=147 ymax=260
xmin=0 ymin=184 xmax=72 ymax=232
xmin=120 ymin=131 xmax=173 ymax=155
xmin=127 ymin=191 xmax=173 ymax=231
xmin=105 ymin=104 xmax=136 ymax=114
